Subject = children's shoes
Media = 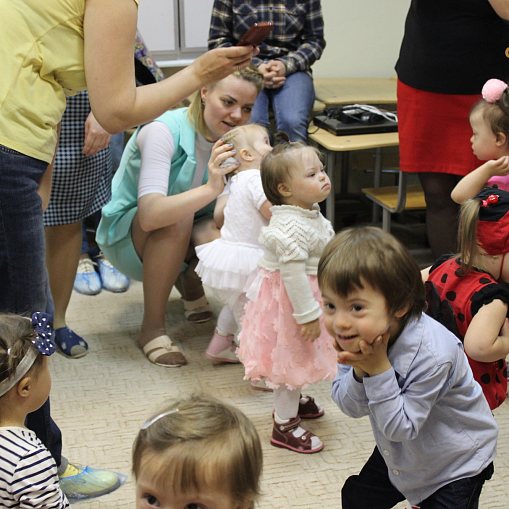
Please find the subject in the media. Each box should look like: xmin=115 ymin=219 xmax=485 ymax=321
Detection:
xmin=298 ymin=395 xmax=325 ymax=419
xmin=271 ymin=414 xmax=324 ymax=454
xmin=205 ymin=330 xmax=240 ymax=363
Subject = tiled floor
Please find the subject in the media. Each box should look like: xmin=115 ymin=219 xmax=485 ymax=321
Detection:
xmin=56 ymin=256 xmax=509 ymax=508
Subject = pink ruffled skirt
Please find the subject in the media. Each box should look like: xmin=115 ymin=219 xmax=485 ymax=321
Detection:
xmin=237 ymin=269 xmax=338 ymax=390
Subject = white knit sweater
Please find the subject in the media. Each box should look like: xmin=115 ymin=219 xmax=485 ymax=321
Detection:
xmin=257 ymin=204 xmax=335 ymax=324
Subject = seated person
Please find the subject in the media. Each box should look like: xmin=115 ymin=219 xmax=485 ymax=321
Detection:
xmin=208 ymin=0 xmax=326 ymax=143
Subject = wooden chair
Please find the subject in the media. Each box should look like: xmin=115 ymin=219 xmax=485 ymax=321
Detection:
xmin=362 ymin=171 xmax=426 ymax=231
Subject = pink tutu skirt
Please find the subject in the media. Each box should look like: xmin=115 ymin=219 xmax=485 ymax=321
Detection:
xmin=237 ymin=269 xmax=338 ymax=390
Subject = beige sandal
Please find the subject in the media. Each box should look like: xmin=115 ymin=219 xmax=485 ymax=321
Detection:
xmin=142 ymin=335 xmax=187 ymax=367
xmin=183 ymin=296 xmax=212 ymax=323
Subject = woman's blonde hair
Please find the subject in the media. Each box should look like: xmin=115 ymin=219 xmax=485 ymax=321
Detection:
xmin=188 ymin=65 xmax=264 ymax=139
xmin=132 ymin=394 xmax=262 ymax=508
xmin=261 ymin=134 xmax=324 ymax=206
xmin=318 ymin=227 xmax=426 ymax=328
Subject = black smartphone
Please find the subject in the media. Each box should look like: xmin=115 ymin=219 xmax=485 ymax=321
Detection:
xmin=237 ymin=22 xmax=274 ymax=47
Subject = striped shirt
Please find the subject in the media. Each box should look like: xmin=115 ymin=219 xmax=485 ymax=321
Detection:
xmin=208 ymin=0 xmax=325 ymax=75
xmin=0 ymin=427 xmax=70 ymax=508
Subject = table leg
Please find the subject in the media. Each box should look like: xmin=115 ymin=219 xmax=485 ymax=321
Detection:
xmin=340 ymin=151 xmax=350 ymax=197
xmin=324 ymin=149 xmax=336 ymax=225
xmin=372 ymin=147 xmax=383 ymax=223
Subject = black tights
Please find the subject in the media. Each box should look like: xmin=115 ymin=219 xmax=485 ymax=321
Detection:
xmin=418 ymin=172 xmax=462 ymax=260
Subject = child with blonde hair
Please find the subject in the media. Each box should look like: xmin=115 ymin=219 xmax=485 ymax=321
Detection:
xmin=133 ymin=394 xmax=262 ymax=509
xmin=196 ymin=124 xmax=272 ymax=363
xmin=0 ymin=312 xmax=69 ymax=508
xmin=423 ymin=186 xmax=509 ymax=409
xmin=452 ymin=78 xmax=509 ymax=203
xmin=319 ymin=226 xmax=497 ymax=508
xmin=237 ymin=137 xmax=337 ymax=453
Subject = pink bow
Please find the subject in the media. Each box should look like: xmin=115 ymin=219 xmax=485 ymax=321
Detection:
xmin=482 ymin=79 xmax=508 ymax=103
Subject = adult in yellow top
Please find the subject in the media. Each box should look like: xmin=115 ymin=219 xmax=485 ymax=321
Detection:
xmin=0 ymin=0 xmax=256 ymax=500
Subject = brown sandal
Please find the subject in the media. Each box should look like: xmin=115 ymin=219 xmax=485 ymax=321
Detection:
xmin=270 ymin=416 xmax=324 ymax=453
xmin=298 ymin=395 xmax=325 ymax=419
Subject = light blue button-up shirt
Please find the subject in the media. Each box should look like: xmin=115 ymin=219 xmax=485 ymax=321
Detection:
xmin=331 ymin=313 xmax=497 ymax=506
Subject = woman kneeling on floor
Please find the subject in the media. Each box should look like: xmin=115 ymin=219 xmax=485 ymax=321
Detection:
xmin=97 ymin=66 xmax=263 ymax=367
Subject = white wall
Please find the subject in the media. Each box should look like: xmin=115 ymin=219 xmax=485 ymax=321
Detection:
xmin=159 ymin=0 xmax=411 ymax=79
xmin=313 ymin=0 xmax=410 ymax=78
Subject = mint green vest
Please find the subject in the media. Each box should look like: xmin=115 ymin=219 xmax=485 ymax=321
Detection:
xmin=97 ymin=108 xmax=214 ymax=247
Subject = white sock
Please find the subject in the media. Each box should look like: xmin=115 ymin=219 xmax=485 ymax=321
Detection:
xmin=273 ymin=412 xmax=323 ymax=449
xmin=216 ymin=306 xmax=237 ymax=336
xmin=274 ymin=385 xmax=301 ymax=420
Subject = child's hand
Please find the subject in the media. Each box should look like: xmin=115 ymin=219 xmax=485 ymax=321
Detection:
xmin=207 ymin=140 xmax=239 ymax=195
xmin=487 ymin=156 xmax=509 ymax=177
xmin=335 ymin=330 xmax=392 ymax=378
xmin=301 ymin=318 xmax=321 ymax=342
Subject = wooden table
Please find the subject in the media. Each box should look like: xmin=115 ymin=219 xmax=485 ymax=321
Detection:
xmin=309 ymin=128 xmax=400 ymax=226
xmin=313 ymin=77 xmax=397 ymax=106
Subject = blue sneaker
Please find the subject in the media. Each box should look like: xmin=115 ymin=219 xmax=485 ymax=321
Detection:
xmin=74 ymin=257 xmax=102 ymax=295
xmin=96 ymin=252 xmax=130 ymax=293
xmin=55 ymin=327 xmax=88 ymax=358
xmin=59 ymin=464 xmax=122 ymax=501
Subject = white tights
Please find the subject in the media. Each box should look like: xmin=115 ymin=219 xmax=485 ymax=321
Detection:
xmin=216 ymin=293 xmax=249 ymax=336
xmin=273 ymin=385 xmax=301 ymax=420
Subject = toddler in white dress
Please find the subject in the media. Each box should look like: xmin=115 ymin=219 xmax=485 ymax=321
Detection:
xmin=196 ymin=124 xmax=273 ymax=362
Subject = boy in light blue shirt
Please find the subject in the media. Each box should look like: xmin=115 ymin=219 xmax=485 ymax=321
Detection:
xmin=318 ymin=227 xmax=497 ymax=509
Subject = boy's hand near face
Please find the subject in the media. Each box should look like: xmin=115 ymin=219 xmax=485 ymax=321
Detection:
xmin=333 ymin=331 xmax=392 ymax=381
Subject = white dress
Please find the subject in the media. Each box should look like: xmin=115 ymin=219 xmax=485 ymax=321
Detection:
xmin=196 ymin=169 xmax=269 ymax=309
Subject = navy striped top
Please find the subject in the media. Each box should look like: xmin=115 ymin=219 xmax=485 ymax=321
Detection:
xmin=0 ymin=427 xmax=70 ymax=508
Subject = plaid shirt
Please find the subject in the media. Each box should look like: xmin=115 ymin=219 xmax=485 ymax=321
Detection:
xmin=208 ymin=0 xmax=325 ymax=75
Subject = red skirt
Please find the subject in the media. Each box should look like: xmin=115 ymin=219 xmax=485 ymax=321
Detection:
xmin=397 ymin=80 xmax=481 ymax=176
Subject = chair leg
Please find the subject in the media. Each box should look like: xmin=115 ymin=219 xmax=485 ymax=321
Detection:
xmin=382 ymin=209 xmax=391 ymax=232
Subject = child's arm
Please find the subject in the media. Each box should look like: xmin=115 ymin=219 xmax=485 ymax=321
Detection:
xmin=15 ymin=449 xmax=70 ymax=508
xmin=451 ymin=156 xmax=509 ymax=204
xmin=213 ymin=193 xmax=229 ymax=229
xmin=259 ymin=199 xmax=273 ymax=220
xmin=464 ymin=299 xmax=509 ymax=362
xmin=279 ymin=260 xmax=322 ymax=341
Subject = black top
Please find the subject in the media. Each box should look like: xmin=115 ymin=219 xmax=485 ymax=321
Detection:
xmin=396 ymin=0 xmax=509 ymax=95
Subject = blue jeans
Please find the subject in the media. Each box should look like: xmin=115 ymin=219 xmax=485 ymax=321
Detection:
xmin=249 ymin=71 xmax=315 ymax=143
xmin=0 ymin=144 xmax=62 ymax=467
xmin=342 ymin=447 xmax=493 ymax=509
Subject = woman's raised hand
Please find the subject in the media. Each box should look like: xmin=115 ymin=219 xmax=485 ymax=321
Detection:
xmin=190 ymin=46 xmax=259 ymax=86
xmin=207 ymin=139 xmax=239 ymax=195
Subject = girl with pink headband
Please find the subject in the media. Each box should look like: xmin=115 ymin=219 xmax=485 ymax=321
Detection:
xmin=452 ymin=79 xmax=509 ymax=203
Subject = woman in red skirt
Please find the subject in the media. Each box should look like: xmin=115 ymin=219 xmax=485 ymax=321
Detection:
xmin=396 ymin=0 xmax=509 ymax=259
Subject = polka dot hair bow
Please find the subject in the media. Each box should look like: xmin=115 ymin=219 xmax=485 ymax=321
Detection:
xmin=31 ymin=312 xmax=56 ymax=355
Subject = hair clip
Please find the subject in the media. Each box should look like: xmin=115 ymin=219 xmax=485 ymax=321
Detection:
xmin=31 ymin=312 xmax=56 ymax=356
xmin=482 ymin=79 xmax=508 ymax=103
xmin=141 ymin=409 xmax=179 ymax=430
